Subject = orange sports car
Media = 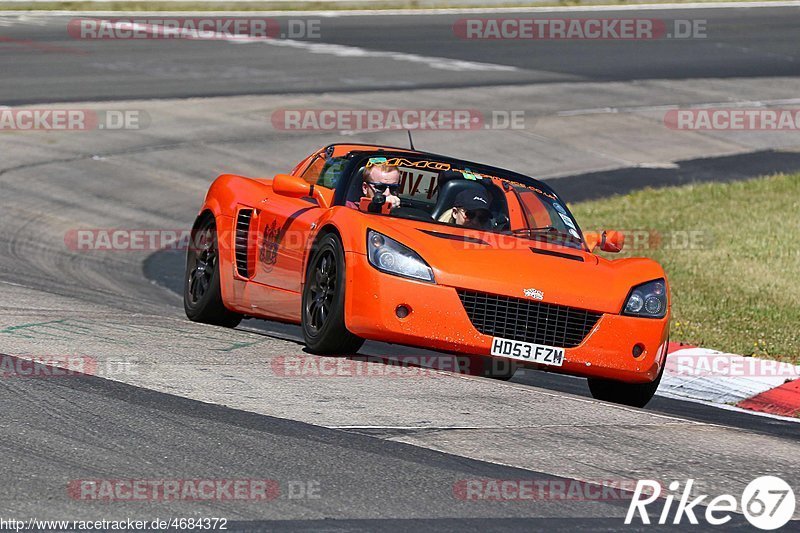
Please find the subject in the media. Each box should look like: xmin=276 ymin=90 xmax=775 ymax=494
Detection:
xmin=184 ymin=143 xmax=670 ymax=407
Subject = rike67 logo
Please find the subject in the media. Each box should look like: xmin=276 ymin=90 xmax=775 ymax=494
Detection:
xmin=626 ymin=476 xmax=796 ymax=530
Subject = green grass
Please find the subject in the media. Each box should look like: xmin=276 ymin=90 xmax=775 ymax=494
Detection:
xmin=569 ymin=173 xmax=800 ymax=364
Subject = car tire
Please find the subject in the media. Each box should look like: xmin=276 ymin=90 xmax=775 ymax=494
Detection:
xmin=586 ymin=355 xmax=666 ymax=408
xmin=184 ymin=214 xmax=242 ymax=328
xmin=301 ymin=233 xmax=365 ymax=355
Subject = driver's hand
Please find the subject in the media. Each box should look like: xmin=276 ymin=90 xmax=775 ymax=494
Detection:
xmin=385 ymin=194 xmax=401 ymax=209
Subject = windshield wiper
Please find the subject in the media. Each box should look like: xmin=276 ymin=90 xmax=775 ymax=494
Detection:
xmin=510 ymin=226 xmax=582 ymax=245
xmin=511 ymin=226 xmax=559 ymax=234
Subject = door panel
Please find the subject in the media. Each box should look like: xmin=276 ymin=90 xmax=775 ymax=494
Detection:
xmin=253 ymin=197 xmax=321 ymax=294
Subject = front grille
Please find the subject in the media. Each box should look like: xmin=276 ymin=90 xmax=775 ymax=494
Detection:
xmin=235 ymin=209 xmax=253 ymax=277
xmin=457 ymin=289 xmax=602 ymax=348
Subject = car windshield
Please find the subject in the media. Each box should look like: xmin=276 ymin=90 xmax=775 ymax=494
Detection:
xmin=345 ymin=154 xmax=584 ymax=249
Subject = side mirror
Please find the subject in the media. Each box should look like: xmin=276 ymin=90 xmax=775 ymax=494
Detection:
xmin=272 ymin=174 xmax=329 ymax=208
xmin=601 ymin=230 xmax=625 ymax=252
xmin=585 ymin=230 xmax=625 ymax=253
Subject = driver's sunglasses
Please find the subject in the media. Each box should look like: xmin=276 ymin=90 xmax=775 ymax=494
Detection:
xmin=368 ymin=182 xmax=400 ymax=194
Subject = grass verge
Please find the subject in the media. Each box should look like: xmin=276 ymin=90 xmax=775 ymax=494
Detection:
xmin=569 ymin=173 xmax=800 ymax=364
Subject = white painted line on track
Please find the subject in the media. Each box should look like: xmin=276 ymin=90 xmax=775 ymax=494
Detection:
xmin=5 ymin=1 xmax=800 ymax=16
xmin=82 ymin=19 xmax=518 ymax=72
xmin=328 ymin=422 xmax=698 ymax=429
xmin=236 ymin=36 xmax=519 ymax=71
xmin=558 ymin=98 xmax=800 ymax=116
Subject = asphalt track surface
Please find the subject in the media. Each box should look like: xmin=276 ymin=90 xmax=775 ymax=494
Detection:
xmin=1 ymin=5 xmax=799 ymax=532
xmin=0 ymin=6 xmax=798 ymax=103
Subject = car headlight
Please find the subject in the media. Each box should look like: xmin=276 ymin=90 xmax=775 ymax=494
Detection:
xmin=367 ymin=230 xmax=434 ymax=282
xmin=622 ymin=279 xmax=667 ymax=318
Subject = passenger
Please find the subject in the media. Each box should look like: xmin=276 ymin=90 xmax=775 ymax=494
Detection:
xmin=443 ymin=189 xmax=493 ymax=229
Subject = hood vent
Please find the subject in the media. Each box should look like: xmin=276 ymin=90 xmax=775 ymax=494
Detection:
xmin=418 ymin=229 xmax=489 ymax=246
xmin=529 ymin=246 xmax=584 ymax=262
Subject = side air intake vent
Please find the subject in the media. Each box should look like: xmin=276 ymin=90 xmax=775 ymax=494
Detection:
xmin=235 ymin=209 xmax=253 ymax=277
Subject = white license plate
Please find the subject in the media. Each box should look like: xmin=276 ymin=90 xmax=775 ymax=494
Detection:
xmin=490 ymin=337 xmax=564 ymax=367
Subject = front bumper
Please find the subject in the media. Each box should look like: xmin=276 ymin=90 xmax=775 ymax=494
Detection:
xmin=344 ymin=252 xmax=669 ymax=383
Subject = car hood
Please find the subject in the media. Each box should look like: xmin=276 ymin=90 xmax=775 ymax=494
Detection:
xmin=368 ymin=219 xmax=667 ymax=314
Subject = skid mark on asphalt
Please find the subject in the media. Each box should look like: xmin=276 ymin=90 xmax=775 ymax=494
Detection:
xmin=0 ymin=36 xmax=88 ymax=55
xmin=211 ymin=340 xmax=263 ymax=352
xmin=0 ymin=319 xmax=74 ymax=338
xmin=0 ymin=317 xmax=272 ymax=352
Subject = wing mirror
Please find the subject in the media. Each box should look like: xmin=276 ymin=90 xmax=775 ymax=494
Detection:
xmin=272 ymin=174 xmax=329 ymax=208
xmin=585 ymin=230 xmax=625 ymax=253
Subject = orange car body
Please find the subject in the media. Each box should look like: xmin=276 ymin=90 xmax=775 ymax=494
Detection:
xmin=197 ymin=143 xmax=670 ymax=383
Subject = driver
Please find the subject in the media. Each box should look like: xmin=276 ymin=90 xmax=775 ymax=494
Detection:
xmin=346 ymin=159 xmax=402 ymax=210
xmin=443 ymin=189 xmax=493 ymax=229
